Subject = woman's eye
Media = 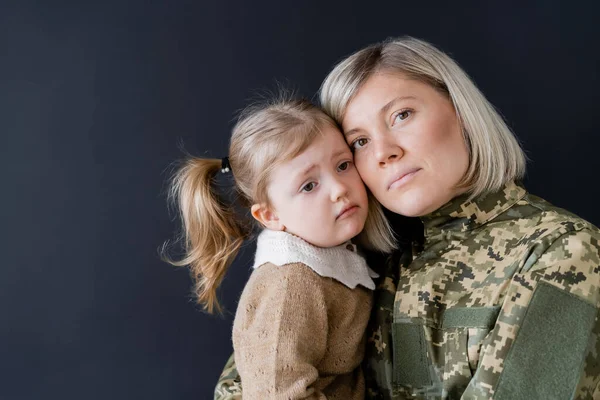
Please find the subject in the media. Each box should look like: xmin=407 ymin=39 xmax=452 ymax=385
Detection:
xmin=301 ymin=182 xmax=316 ymax=192
xmin=393 ymin=110 xmax=411 ymax=124
xmin=352 ymin=138 xmax=368 ymax=150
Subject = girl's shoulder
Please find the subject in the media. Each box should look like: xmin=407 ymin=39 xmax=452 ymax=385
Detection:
xmin=238 ymin=262 xmax=338 ymax=311
xmin=234 ymin=262 xmax=331 ymax=327
xmin=249 ymin=261 xmax=326 ymax=288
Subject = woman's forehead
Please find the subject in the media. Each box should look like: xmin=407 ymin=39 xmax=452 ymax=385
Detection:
xmin=342 ymin=74 xmax=431 ymax=126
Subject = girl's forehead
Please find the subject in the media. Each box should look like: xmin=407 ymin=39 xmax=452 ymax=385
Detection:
xmin=281 ymin=129 xmax=350 ymax=171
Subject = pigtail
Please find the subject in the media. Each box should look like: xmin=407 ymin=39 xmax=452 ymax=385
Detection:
xmin=163 ymin=95 xmax=354 ymax=312
xmin=163 ymin=157 xmax=247 ymax=314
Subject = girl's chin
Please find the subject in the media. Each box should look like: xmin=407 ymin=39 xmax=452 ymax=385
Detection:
xmin=339 ymin=221 xmax=366 ymax=242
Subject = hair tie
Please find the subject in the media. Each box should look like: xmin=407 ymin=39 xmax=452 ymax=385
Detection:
xmin=220 ymin=157 xmax=231 ymax=173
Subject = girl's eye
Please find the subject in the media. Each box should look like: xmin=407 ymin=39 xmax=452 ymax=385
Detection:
xmin=337 ymin=161 xmax=351 ymax=171
xmin=301 ymin=182 xmax=316 ymax=192
xmin=351 ymin=138 xmax=368 ymax=150
xmin=393 ymin=110 xmax=411 ymax=124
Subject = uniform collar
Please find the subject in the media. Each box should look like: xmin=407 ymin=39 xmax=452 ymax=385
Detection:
xmin=253 ymin=229 xmax=378 ymax=290
xmin=421 ymin=181 xmax=527 ymax=243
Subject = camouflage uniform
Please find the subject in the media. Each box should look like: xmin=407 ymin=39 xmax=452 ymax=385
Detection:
xmin=214 ymin=354 xmax=242 ymax=400
xmin=215 ymin=182 xmax=600 ymax=399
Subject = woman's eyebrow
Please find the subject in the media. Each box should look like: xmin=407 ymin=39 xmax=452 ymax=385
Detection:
xmin=380 ymin=95 xmax=416 ymax=116
xmin=344 ymin=95 xmax=416 ymax=137
xmin=344 ymin=128 xmax=360 ymax=138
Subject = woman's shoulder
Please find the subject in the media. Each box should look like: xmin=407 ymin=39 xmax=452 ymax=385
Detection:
xmin=512 ymin=195 xmax=600 ymax=281
xmin=502 ymin=191 xmax=600 ymax=255
xmin=502 ymin=191 xmax=598 ymax=234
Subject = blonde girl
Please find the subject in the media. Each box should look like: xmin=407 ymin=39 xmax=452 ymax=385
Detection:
xmin=165 ymin=96 xmax=395 ymax=399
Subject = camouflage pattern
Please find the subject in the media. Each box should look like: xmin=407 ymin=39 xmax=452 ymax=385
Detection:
xmin=366 ymin=182 xmax=600 ymax=399
xmin=213 ymin=353 xmax=242 ymax=400
xmin=215 ymin=182 xmax=600 ymax=399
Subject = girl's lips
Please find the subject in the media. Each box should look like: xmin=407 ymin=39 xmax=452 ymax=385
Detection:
xmin=388 ymin=168 xmax=421 ymax=190
xmin=337 ymin=205 xmax=359 ymax=220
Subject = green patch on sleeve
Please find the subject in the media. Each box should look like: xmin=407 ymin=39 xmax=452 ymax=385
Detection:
xmin=392 ymin=322 xmax=432 ymax=387
xmin=495 ymin=281 xmax=596 ymax=400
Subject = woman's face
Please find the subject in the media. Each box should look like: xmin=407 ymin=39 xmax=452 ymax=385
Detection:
xmin=342 ymin=72 xmax=470 ymax=217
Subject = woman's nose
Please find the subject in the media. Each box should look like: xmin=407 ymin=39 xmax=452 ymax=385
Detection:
xmin=373 ymin=136 xmax=403 ymax=167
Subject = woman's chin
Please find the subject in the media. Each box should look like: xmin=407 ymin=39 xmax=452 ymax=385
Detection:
xmin=383 ymin=192 xmax=439 ymax=217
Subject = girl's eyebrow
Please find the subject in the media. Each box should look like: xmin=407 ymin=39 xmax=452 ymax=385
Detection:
xmin=330 ymin=148 xmax=349 ymax=160
xmin=298 ymin=164 xmax=317 ymax=178
xmin=296 ymin=149 xmax=349 ymax=180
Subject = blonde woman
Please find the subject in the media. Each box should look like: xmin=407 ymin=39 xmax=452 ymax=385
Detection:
xmin=215 ymin=37 xmax=600 ymax=399
xmin=165 ymin=96 xmax=396 ymax=399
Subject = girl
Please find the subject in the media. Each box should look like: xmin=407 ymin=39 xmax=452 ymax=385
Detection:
xmin=165 ymin=96 xmax=396 ymax=399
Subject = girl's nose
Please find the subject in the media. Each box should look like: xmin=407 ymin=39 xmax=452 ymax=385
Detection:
xmin=330 ymin=178 xmax=349 ymax=202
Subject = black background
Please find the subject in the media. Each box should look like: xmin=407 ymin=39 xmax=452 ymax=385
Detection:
xmin=2 ymin=1 xmax=599 ymax=399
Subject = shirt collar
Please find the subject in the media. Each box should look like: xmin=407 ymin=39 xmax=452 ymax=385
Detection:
xmin=253 ymin=229 xmax=378 ymax=290
xmin=420 ymin=181 xmax=527 ymax=243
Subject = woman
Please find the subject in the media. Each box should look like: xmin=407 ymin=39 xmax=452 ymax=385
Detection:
xmin=214 ymin=37 xmax=600 ymax=399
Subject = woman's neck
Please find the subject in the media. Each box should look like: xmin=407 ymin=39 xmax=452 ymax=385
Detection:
xmin=420 ymin=181 xmax=526 ymax=244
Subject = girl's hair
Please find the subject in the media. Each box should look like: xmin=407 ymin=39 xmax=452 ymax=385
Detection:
xmin=163 ymin=95 xmax=395 ymax=313
xmin=319 ymin=36 xmax=527 ymax=199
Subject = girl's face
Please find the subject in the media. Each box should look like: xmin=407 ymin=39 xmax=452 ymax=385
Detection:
xmin=252 ymin=124 xmax=369 ymax=248
xmin=341 ymin=72 xmax=470 ymax=217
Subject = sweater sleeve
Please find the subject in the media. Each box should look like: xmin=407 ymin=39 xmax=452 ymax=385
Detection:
xmin=232 ymin=262 xmax=329 ymax=400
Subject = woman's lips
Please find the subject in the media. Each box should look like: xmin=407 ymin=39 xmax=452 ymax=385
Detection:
xmin=388 ymin=168 xmax=421 ymax=190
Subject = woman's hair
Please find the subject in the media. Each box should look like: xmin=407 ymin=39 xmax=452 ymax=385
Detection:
xmin=163 ymin=95 xmax=395 ymax=313
xmin=319 ymin=36 xmax=527 ymax=199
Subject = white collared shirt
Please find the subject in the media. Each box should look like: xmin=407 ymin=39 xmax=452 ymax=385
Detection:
xmin=253 ymin=229 xmax=379 ymax=290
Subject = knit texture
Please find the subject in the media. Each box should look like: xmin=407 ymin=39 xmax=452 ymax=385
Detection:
xmin=233 ymin=261 xmax=372 ymax=399
xmin=253 ymin=229 xmax=378 ymax=289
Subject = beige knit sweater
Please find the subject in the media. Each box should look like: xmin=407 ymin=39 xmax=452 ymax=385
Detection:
xmin=233 ymin=245 xmax=373 ymax=399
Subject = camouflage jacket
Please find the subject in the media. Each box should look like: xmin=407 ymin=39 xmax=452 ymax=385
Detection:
xmin=215 ymin=182 xmax=600 ymax=399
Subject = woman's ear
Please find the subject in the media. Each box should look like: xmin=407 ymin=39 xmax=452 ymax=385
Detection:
xmin=250 ymin=203 xmax=285 ymax=231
